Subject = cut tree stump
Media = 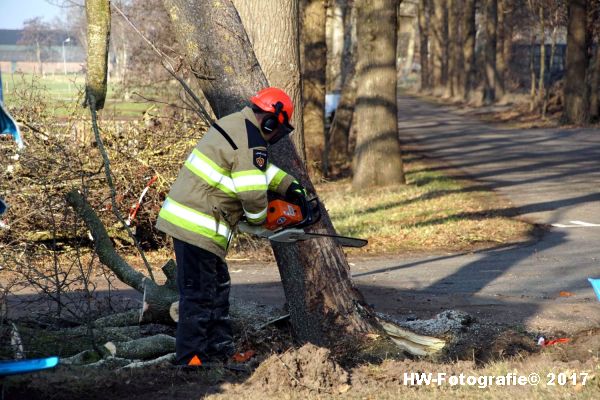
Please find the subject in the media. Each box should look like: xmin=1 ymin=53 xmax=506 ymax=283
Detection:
xmin=102 ymin=334 xmax=175 ymax=360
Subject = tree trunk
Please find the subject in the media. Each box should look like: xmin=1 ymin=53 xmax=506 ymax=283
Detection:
xmin=543 ymin=25 xmax=558 ymax=118
xmin=418 ymin=0 xmax=431 ymax=91
xmin=503 ymin=0 xmax=513 ymax=85
xmin=563 ymin=0 xmax=590 ymax=124
xmin=447 ymin=0 xmax=459 ymax=98
xmin=233 ymin=0 xmax=305 ymax=157
xmin=431 ymin=0 xmax=447 ymax=91
xmin=529 ymin=27 xmax=537 ymax=109
xmin=536 ymin=4 xmax=546 ymax=112
xmin=325 ymin=0 xmax=357 ymax=177
xmin=85 ymin=0 xmax=111 ymax=110
xmin=352 ymin=0 xmax=405 ymax=189
xmin=462 ymin=0 xmax=476 ymax=101
xmin=496 ymin=0 xmax=506 ymax=99
xmin=483 ymin=0 xmax=497 ymax=104
xmin=163 ymin=0 xmax=379 ymax=346
xmin=300 ymin=0 xmax=327 ymax=179
xmin=327 ymin=0 xmax=346 ymax=93
xmin=590 ymin=41 xmax=600 ymax=120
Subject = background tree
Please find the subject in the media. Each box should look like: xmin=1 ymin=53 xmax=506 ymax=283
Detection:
xmin=418 ymin=0 xmax=431 ymax=91
xmin=483 ymin=0 xmax=498 ymax=104
xmin=430 ymin=0 xmax=448 ymax=91
xmin=162 ymin=0 xmax=380 ymax=346
xmin=300 ymin=0 xmax=327 ymax=178
xmin=462 ymin=0 xmax=477 ymax=101
xmin=562 ymin=0 xmax=591 ymax=124
xmin=18 ymin=17 xmax=56 ymax=76
xmin=352 ymin=0 xmax=405 ymax=189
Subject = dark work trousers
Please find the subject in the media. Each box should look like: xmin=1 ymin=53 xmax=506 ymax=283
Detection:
xmin=173 ymin=238 xmax=234 ymax=365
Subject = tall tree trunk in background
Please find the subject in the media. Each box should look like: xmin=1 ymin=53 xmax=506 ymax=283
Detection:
xmin=536 ymin=3 xmax=546 ymax=112
xmin=462 ymin=0 xmax=477 ymax=101
xmin=233 ymin=0 xmax=305 ymax=157
xmin=418 ymin=0 xmax=431 ymax=91
xmin=503 ymin=0 xmax=513 ymax=90
xmin=163 ymin=0 xmax=378 ymax=347
xmin=496 ymin=0 xmax=506 ymax=99
xmin=301 ymin=0 xmax=327 ymax=178
xmin=447 ymin=0 xmax=459 ymax=98
xmin=326 ymin=0 xmax=356 ymax=176
xmin=327 ymin=0 xmax=345 ymax=93
xmin=85 ymin=0 xmax=111 ymax=110
xmin=590 ymin=43 xmax=600 ymax=120
xmin=431 ymin=0 xmax=446 ymax=91
xmin=563 ymin=0 xmax=590 ymax=124
xmin=352 ymin=0 xmax=405 ymax=189
xmin=483 ymin=0 xmax=497 ymax=104
xmin=543 ymin=25 xmax=558 ymax=118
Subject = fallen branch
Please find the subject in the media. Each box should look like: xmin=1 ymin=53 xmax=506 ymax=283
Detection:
xmin=102 ymin=334 xmax=175 ymax=360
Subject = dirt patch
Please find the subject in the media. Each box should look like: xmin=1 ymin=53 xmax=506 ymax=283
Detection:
xmin=243 ymin=343 xmax=349 ymax=395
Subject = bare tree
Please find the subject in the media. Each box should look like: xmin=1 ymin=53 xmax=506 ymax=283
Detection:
xmin=483 ymin=0 xmax=498 ymax=104
xmin=352 ymin=0 xmax=405 ymax=189
xmin=18 ymin=17 xmax=56 ymax=76
xmin=301 ymin=0 xmax=327 ymax=178
xmin=462 ymin=0 xmax=477 ymax=101
xmin=418 ymin=0 xmax=431 ymax=91
xmin=430 ymin=0 xmax=448 ymax=91
xmin=496 ymin=0 xmax=507 ymax=99
xmin=85 ymin=0 xmax=110 ymax=109
xmin=563 ymin=0 xmax=591 ymax=124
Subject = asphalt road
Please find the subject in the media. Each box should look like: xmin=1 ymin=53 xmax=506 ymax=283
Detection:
xmin=230 ymin=95 xmax=600 ymax=334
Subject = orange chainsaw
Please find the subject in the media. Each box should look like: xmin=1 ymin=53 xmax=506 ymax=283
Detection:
xmin=239 ymin=194 xmax=367 ymax=248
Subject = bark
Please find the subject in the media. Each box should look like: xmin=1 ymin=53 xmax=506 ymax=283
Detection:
xmin=301 ymin=0 xmax=327 ymax=178
xmin=418 ymin=0 xmax=431 ymax=90
xmin=326 ymin=0 xmax=346 ymax=92
xmin=325 ymin=69 xmax=357 ymax=176
xmin=324 ymin=0 xmax=357 ymax=176
xmin=503 ymin=0 xmax=513 ymax=83
xmin=537 ymin=3 xmax=546 ymax=110
xmin=431 ymin=0 xmax=447 ymax=90
xmin=85 ymin=0 xmax=111 ymax=110
xmin=563 ymin=0 xmax=591 ymax=124
xmin=496 ymin=0 xmax=506 ymax=99
xmin=589 ymin=40 xmax=600 ymax=120
xmin=163 ymin=0 xmax=379 ymax=346
xmin=529 ymin=27 xmax=537 ymax=108
xmin=233 ymin=0 xmax=305 ymax=157
xmin=352 ymin=0 xmax=405 ymax=189
xmin=483 ymin=0 xmax=498 ymax=104
xmin=462 ymin=0 xmax=477 ymax=101
xmin=102 ymin=334 xmax=175 ymax=360
xmin=447 ymin=0 xmax=459 ymax=98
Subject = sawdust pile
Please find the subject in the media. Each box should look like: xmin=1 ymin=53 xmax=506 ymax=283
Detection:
xmin=246 ymin=343 xmax=350 ymax=394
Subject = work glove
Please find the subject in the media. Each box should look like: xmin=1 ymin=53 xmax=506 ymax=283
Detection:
xmin=285 ymin=181 xmax=307 ymax=204
xmin=238 ymin=220 xmax=274 ymax=239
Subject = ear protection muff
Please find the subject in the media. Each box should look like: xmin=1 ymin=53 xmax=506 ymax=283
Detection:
xmin=261 ymin=101 xmax=284 ymax=133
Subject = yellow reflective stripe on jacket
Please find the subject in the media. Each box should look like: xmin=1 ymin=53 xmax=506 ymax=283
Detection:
xmin=231 ymin=170 xmax=268 ymax=192
xmin=243 ymin=206 xmax=268 ymax=223
xmin=266 ymin=163 xmax=288 ymax=191
xmin=184 ymin=149 xmax=236 ymax=197
xmin=159 ymin=197 xmax=231 ymax=249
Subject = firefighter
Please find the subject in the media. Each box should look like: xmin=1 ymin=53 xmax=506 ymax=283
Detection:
xmin=156 ymin=87 xmax=306 ymax=366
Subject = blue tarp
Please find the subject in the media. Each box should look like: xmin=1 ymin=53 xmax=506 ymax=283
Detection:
xmin=0 ymin=69 xmax=24 ymax=149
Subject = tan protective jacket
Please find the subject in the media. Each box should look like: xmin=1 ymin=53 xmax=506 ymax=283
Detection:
xmin=156 ymin=107 xmax=296 ymax=259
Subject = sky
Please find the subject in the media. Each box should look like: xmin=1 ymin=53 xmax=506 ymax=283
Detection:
xmin=1 ymin=0 xmax=64 ymax=29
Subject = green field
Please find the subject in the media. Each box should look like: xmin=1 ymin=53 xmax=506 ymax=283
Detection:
xmin=1 ymin=72 xmax=160 ymax=118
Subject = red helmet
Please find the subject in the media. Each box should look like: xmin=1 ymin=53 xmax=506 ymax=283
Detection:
xmin=250 ymin=87 xmax=294 ymax=125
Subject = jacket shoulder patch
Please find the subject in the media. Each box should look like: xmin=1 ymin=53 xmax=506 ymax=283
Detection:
xmin=246 ymin=119 xmax=267 ymax=148
xmin=253 ymin=149 xmax=268 ymax=171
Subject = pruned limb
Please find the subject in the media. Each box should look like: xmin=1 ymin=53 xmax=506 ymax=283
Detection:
xmin=140 ymin=277 xmax=178 ymax=325
xmin=102 ymin=334 xmax=175 ymax=360
xmin=378 ymin=319 xmax=446 ymax=357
